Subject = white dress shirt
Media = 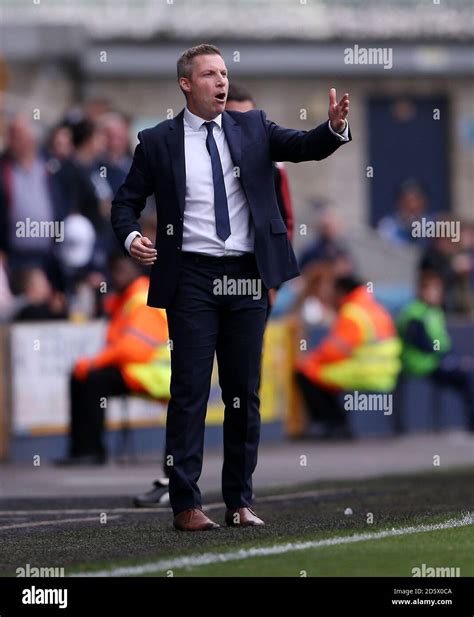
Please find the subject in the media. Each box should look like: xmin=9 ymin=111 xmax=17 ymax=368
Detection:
xmin=124 ymin=110 xmax=349 ymax=255
xmin=179 ymin=107 xmax=254 ymax=255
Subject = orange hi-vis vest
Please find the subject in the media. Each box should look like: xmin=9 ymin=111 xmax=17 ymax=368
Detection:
xmin=94 ymin=276 xmax=171 ymax=399
xmin=296 ymin=286 xmax=401 ymax=392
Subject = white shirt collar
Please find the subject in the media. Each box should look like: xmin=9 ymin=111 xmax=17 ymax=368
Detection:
xmin=184 ymin=106 xmax=222 ymax=132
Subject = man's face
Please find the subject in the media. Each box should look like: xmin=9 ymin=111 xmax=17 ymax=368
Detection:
xmin=180 ymin=54 xmax=228 ymax=120
xmin=8 ymin=116 xmax=38 ymax=160
xmin=420 ymin=278 xmax=444 ymax=306
xmin=103 ymin=119 xmax=129 ymax=157
xmin=398 ymin=189 xmax=426 ymax=218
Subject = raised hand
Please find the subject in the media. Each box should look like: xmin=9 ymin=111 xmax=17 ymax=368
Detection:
xmin=328 ymin=88 xmax=350 ymax=133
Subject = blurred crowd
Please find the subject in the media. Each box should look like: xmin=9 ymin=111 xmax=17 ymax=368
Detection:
xmin=0 ymin=101 xmax=473 ymax=324
xmin=0 ymin=100 xmax=155 ymax=323
xmin=290 ymin=188 xmax=474 ymax=321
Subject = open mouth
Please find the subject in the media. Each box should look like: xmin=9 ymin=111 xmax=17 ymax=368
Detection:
xmin=215 ymin=92 xmax=226 ymax=102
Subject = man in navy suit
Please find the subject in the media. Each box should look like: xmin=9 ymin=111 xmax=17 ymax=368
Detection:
xmin=111 ymin=43 xmax=351 ymax=531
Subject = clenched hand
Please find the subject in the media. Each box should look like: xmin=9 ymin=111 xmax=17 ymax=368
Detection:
xmin=130 ymin=236 xmax=157 ymax=266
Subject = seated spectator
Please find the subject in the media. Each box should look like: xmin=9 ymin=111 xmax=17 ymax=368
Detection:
xmin=294 ymin=276 xmax=401 ymax=439
xmin=397 ymin=270 xmax=474 ymax=432
xmin=13 ymin=267 xmax=67 ymax=321
xmin=378 ymin=179 xmax=429 ymax=247
xmin=291 ymin=260 xmax=335 ymax=326
xmin=59 ymin=117 xmax=109 ymax=232
xmin=420 ymin=219 xmax=473 ymax=314
xmin=54 ymin=254 xmax=170 ymax=466
xmin=97 ymin=112 xmax=132 ymax=195
xmin=298 ymin=205 xmax=353 ymax=275
xmin=45 ymin=123 xmax=73 ymax=163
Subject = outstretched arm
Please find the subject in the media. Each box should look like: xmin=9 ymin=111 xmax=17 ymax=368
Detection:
xmin=266 ymin=88 xmax=351 ymax=163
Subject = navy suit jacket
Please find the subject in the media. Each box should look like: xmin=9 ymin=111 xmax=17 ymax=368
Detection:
xmin=111 ymin=109 xmax=351 ymax=308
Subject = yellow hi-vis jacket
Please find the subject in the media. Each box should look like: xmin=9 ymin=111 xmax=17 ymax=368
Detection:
xmin=297 ymin=287 xmax=401 ymax=392
xmin=93 ymin=276 xmax=171 ymax=399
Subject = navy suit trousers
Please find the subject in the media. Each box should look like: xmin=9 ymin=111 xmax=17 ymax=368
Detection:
xmin=165 ymin=251 xmax=269 ymax=515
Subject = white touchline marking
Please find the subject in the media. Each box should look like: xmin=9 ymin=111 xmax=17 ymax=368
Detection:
xmin=0 ymin=515 xmax=120 ymax=531
xmin=72 ymin=513 xmax=473 ymax=577
xmin=0 ymin=487 xmax=352 ymax=517
xmin=0 ymin=508 xmax=167 ymax=516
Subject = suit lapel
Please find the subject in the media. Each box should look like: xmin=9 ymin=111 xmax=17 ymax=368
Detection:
xmin=222 ymin=111 xmax=241 ymax=170
xmin=165 ymin=109 xmax=186 ymax=216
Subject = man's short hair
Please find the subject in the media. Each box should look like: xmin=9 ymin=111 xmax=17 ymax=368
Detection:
xmin=227 ymin=82 xmax=255 ymax=105
xmin=70 ymin=118 xmax=96 ymax=149
xmin=177 ymin=43 xmax=222 ymax=81
xmin=418 ymin=268 xmax=444 ymax=288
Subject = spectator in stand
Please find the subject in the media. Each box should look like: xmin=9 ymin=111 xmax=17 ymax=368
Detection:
xmin=398 ymin=269 xmax=474 ymax=432
xmin=96 ymin=112 xmax=135 ymax=258
xmin=46 ymin=124 xmax=73 ymax=163
xmin=0 ymin=115 xmax=69 ymax=291
xmin=65 ymin=117 xmax=110 ymax=231
xmin=294 ymin=276 xmax=401 ymax=440
xmin=419 ymin=217 xmax=472 ymax=314
xmin=12 ymin=267 xmax=67 ymax=321
xmin=290 ymin=260 xmax=336 ymax=327
xmin=298 ymin=204 xmax=353 ymax=276
xmin=377 ymin=179 xmax=429 ymax=247
xmin=56 ymin=117 xmax=114 ymax=277
xmin=98 ymin=112 xmax=132 ymax=195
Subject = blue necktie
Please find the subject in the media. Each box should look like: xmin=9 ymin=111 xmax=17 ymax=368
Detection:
xmin=204 ymin=121 xmax=231 ymax=241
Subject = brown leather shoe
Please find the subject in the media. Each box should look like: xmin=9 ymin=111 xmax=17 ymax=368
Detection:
xmin=225 ymin=507 xmax=265 ymax=527
xmin=173 ymin=508 xmax=220 ymax=531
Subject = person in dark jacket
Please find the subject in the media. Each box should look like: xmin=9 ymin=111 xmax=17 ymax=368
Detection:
xmin=224 ymin=82 xmax=295 ymax=243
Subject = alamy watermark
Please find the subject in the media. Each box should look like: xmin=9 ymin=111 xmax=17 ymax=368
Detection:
xmin=412 ymin=563 xmax=460 ymax=577
xmin=22 ymin=586 xmax=67 ymax=609
xmin=344 ymin=391 xmax=393 ymax=415
xmin=213 ymin=275 xmax=262 ymax=300
xmin=17 ymin=564 xmax=67 ymax=610
xmin=16 ymin=563 xmax=65 ymax=577
xmin=412 ymin=218 xmax=460 ymax=242
xmin=16 ymin=217 xmax=64 ymax=242
xmin=344 ymin=44 xmax=393 ymax=70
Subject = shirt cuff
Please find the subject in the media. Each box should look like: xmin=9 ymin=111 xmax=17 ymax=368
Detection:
xmin=328 ymin=119 xmax=349 ymax=142
xmin=125 ymin=231 xmax=142 ymax=254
